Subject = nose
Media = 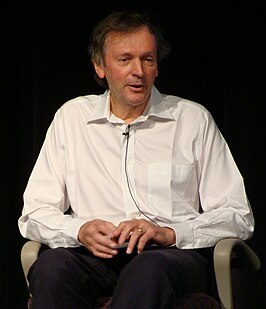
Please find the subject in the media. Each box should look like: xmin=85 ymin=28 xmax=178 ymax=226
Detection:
xmin=131 ymin=59 xmax=144 ymax=77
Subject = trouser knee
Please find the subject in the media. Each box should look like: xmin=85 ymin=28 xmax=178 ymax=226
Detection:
xmin=117 ymin=248 xmax=208 ymax=296
xmin=28 ymin=248 xmax=72 ymax=291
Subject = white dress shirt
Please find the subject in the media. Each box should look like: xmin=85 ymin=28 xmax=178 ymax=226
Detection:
xmin=18 ymin=86 xmax=254 ymax=249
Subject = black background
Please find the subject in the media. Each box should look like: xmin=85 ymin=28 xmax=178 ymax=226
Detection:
xmin=1 ymin=1 xmax=265 ymax=308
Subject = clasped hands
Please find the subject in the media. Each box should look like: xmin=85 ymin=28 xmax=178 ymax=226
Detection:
xmin=78 ymin=218 xmax=176 ymax=259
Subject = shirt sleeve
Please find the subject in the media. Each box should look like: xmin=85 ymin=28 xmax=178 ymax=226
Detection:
xmin=18 ymin=109 xmax=88 ymax=248
xmin=168 ymin=110 xmax=254 ymax=249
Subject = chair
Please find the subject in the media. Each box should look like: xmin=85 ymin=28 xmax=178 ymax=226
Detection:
xmin=21 ymin=238 xmax=261 ymax=309
xmin=214 ymin=239 xmax=261 ymax=309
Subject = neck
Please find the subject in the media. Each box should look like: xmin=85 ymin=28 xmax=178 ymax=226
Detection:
xmin=110 ymin=97 xmax=149 ymax=124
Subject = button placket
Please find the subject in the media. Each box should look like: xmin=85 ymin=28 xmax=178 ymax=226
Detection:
xmin=121 ymin=126 xmax=139 ymax=218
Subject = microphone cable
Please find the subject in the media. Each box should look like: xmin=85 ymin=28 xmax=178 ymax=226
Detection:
xmin=123 ymin=124 xmax=160 ymax=227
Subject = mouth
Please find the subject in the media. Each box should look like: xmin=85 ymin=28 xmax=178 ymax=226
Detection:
xmin=128 ymin=84 xmax=144 ymax=91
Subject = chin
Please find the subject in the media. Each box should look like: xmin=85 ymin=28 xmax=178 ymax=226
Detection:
xmin=128 ymin=93 xmax=148 ymax=105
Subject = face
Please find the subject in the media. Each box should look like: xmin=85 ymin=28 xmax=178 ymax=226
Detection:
xmin=94 ymin=26 xmax=158 ymax=113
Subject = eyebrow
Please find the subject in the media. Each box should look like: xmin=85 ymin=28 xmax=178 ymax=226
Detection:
xmin=117 ymin=51 xmax=157 ymax=58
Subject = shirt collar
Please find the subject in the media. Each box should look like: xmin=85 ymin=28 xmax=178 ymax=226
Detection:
xmin=86 ymin=86 xmax=175 ymax=125
xmin=86 ymin=91 xmax=113 ymax=124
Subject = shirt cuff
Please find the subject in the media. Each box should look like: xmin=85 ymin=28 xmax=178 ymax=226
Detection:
xmin=163 ymin=222 xmax=194 ymax=248
xmin=63 ymin=217 xmax=89 ymax=247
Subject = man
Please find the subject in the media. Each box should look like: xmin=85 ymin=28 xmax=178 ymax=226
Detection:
xmin=19 ymin=11 xmax=254 ymax=309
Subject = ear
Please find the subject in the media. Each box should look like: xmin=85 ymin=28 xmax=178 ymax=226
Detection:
xmin=155 ymin=67 xmax=158 ymax=78
xmin=93 ymin=62 xmax=105 ymax=79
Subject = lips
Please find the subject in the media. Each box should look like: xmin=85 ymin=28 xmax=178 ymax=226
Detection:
xmin=128 ymin=84 xmax=144 ymax=90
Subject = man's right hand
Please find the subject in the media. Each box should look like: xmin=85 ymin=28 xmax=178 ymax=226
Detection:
xmin=78 ymin=219 xmax=119 ymax=258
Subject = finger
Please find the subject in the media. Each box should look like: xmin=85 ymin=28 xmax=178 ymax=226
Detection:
xmin=137 ymin=234 xmax=149 ymax=253
xmin=83 ymin=231 xmax=119 ymax=256
xmin=115 ymin=222 xmax=135 ymax=244
xmin=87 ymin=242 xmax=119 ymax=258
xmin=126 ymin=228 xmax=145 ymax=254
xmin=79 ymin=219 xmax=117 ymax=245
xmin=96 ymin=234 xmax=119 ymax=250
xmin=98 ymin=221 xmax=118 ymax=238
xmin=92 ymin=250 xmax=118 ymax=259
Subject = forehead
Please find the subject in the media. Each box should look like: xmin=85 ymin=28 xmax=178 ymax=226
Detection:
xmin=104 ymin=26 xmax=157 ymax=54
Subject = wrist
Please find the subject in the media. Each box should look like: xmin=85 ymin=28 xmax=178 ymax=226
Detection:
xmin=163 ymin=227 xmax=176 ymax=246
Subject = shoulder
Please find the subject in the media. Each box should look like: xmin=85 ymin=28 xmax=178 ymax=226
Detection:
xmin=162 ymin=93 xmax=212 ymax=123
xmin=59 ymin=94 xmax=102 ymax=113
xmin=54 ymin=93 xmax=104 ymax=122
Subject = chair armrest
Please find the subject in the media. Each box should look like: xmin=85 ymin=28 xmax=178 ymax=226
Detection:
xmin=214 ymin=238 xmax=261 ymax=309
xmin=21 ymin=241 xmax=42 ymax=288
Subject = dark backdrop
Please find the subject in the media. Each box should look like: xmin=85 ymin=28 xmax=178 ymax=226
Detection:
xmin=1 ymin=1 xmax=265 ymax=308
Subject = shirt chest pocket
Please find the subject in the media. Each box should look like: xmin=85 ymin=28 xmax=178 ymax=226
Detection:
xmin=148 ymin=163 xmax=198 ymax=216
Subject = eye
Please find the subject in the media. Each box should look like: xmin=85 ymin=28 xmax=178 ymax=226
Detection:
xmin=118 ymin=56 xmax=131 ymax=65
xmin=143 ymin=57 xmax=155 ymax=65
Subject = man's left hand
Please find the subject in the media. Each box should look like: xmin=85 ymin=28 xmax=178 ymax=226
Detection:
xmin=113 ymin=219 xmax=176 ymax=254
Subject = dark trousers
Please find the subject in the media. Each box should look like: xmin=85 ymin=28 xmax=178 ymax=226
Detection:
xmin=28 ymin=245 xmax=211 ymax=309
